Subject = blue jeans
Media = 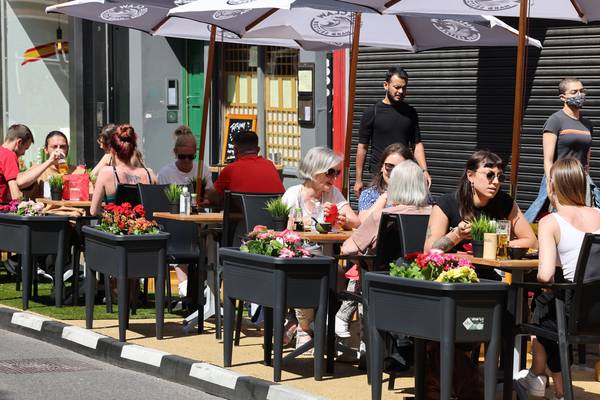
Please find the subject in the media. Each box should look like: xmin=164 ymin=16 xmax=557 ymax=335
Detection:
xmin=524 ymin=174 xmax=600 ymax=222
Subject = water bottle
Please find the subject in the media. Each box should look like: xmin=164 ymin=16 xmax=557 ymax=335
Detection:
xmin=180 ymin=186 xmax=191 ymax=215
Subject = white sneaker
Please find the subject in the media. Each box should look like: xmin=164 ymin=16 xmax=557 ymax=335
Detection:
xmin=517 ymin=369 xmax=547 ymax=397
xmin=335 ymin=316 xmax=351 ymax=338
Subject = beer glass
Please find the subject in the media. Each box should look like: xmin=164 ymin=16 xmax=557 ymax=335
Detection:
xmin=496 ymin=219 xmax=510 ymax=260
xmin=57 ymin=159 xmax=68 ymax=174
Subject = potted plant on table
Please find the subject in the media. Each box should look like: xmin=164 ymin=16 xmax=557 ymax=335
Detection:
xmin=264 ymin=197 xmax=291 ymax=231
xmin=48 ymin=175 xmax=63 ymax=200
xmin=470 ymin=214 xmax=496 ymax=258
xmin=365 ymin=250 xmax=508 ymax=400
xmin=219 ymin=225 xmax=334 ymax=382
xmin=82 ymin=202 xmax=170 ymax=342
xmin=164 ymin=184 xmax=182 ymax=214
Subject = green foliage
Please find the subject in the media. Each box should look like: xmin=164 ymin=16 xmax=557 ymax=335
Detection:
xmin=389 ymin=262 xmax=426 ymax=280
xmin=240 ymin=238 xmax=284 ymax=257
xmin=164 ymin=184 xmax=183 ymax=203
xmin=48 ymin=174 xmax=63 ymax=191
xmin=264 ymin=197 xmax=291 ymax=218
xmin=470 ymin=214 xmax=496 ymax=241
xmin=85 ymin=168 xmax=97 ymax=184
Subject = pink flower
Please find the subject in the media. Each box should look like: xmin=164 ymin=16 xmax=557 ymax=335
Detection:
xmin=282 ymin=231 xmax=301 ymax=244
xmin=279 ymin=247 xmax=295 ymax=258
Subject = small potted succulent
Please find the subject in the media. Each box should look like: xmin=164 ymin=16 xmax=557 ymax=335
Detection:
xmin=48 ymin=174 xmax=63 ymax=200
xmin=164 ymin=184 xmax=183 ymax=214
xmin=264 ymin=197 xmax=291 ymax=231
xmin=470 ymin=214 xmax=496 ymax=258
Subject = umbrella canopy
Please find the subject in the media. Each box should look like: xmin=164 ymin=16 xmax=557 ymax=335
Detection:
xmin=169 ymin=2 xmax=541 ymax=50
xmin=340 ymin=0 xmax=600 ymax=22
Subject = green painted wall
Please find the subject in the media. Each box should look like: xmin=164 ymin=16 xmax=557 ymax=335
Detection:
xmin=182 ymin=40 xmax=204 ymax=142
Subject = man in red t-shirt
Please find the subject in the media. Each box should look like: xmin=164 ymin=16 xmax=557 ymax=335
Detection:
xmin=207 ymin=130 xmax=284 ymax=205
xmin=0 ymin=124 xmax=64 ymax=203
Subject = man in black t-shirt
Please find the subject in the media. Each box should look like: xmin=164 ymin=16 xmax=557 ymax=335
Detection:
xmin=354 ymin=67 xmax=430 ymax=198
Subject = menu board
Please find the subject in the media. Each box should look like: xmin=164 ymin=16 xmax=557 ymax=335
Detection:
xmin=221 ymin=114 xmax=257 ymax=164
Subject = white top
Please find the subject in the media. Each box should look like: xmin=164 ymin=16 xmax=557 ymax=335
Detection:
xmin=157 ymin=161 xmax=213 ymax=189
xmin=552 ymin=211 xmax=600 ymax=281
xmin=282 ymin=184 xmax=348 ymax=217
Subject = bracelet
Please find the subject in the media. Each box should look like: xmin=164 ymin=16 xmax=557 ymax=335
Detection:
xmin=422 ymin=169 xmax=429 ymax=173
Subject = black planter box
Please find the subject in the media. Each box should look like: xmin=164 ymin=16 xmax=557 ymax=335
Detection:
xmin=82 ymin=226 xmax=170 ymax=342
xmin=219 ymin=247 xmax=335 ymax=382
xmin=365 ymin=272 xmax=508 ymax=400
xmin=0 ymin=213 xmax=69 ymax=309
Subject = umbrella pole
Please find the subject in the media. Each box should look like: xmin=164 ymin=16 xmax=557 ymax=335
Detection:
xmin=342 ymin=13 xmax=362 ymax=198
xmin=510 ymin=0 xmax=529 ymax=197
xmin=196 ymin=25 xmax=217 ymax=205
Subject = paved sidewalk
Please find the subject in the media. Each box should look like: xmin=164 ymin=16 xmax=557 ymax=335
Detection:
xmin=1 ymin=307 xmax=599 ymax=400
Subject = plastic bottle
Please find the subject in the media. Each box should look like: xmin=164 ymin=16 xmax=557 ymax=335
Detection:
xmin=180 ymin=186 xmax=191 ymax=215
xmin=312 ymin=201 xmax=323 ymax=230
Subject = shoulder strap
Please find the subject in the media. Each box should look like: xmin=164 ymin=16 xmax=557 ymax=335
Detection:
xmin=112 ymin=165 xmax=121 ymax=184
xmin=143 ymin=167 xmax=152 ymax=183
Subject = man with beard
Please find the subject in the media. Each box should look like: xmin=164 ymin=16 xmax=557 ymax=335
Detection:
xmin=354 ymin=67 xmax=430 ymax=197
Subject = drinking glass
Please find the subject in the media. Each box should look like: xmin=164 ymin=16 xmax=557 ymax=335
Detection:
xmin=496 ymin=219 xmax=510 ymax=260
xmin=57 ymin=159 xmax=69 ymax=174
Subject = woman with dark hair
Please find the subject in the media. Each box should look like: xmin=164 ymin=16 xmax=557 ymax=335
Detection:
xmin=424 ymin=150 xmax=536 ymax=254
xmin=91 ymin=124 xmax=145 ymax=178
xmin=21 ymin=130 xmax=73 ymax=200
xmin=358 ymin=143 xmax=415 ymax=221
xmin=90 ymin=124 xmax=156 ymax=215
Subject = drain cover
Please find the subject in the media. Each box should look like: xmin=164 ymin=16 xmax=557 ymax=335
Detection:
xmin=0 ymin=358 xmax=98 ymax=374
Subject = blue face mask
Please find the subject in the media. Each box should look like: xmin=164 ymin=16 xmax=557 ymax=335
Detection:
xmin=565 ymin=93 xmax=585 ymax=108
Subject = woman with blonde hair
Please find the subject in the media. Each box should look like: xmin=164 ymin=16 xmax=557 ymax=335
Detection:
xmin=518 ymin=158 xmax=600 ymax=400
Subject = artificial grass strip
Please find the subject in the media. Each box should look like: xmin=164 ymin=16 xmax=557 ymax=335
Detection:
xmin=0 ymin=273 xmax=184 ymax=320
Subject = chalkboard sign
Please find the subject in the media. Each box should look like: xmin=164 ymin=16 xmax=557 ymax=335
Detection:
xmin=221 ymin=114 xmax=257 ymax=164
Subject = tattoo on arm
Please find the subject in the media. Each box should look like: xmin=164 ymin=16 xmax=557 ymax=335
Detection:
xmin=432 ymin=235 xmax=455 ymax=252
xmin=425 ymin=227 xmax=431 ymax=239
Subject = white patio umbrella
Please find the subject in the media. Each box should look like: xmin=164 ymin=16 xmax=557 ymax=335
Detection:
xmin=341 ymin=0 xmax=600 ymax=22
xmin=169 ymin=0 xmax=541 ymax=193
xmin=337 ymin=0 xmax=600 ymax=195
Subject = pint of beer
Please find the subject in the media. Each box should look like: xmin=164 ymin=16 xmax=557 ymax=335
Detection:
xmin=57 ymin=159 xmax=68 ymax=174
xmin=496 ymin=220 xmax=510 ymax=260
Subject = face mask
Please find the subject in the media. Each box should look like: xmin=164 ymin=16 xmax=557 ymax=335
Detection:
xmin=565 ymin=93 xmax=585 ymax=108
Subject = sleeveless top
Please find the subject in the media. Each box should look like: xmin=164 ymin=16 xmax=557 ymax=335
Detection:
xmin=552 ymin=210 xmax=600 ymax=281
xmin=104 ymin=165 xmax=152 ymax=203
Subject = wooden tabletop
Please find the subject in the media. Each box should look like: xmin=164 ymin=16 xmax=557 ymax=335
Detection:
xmin=464 ymin=255 xmax=538 ymax=269
xmin=299 ymin=230 xmax=352 ymax=243
xmin=153 ymin=211 xmax=224 ymax=223
xmin=36 ymin=198 xmax=92 ymax=208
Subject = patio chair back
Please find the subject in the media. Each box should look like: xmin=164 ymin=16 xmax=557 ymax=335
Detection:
xmin=222 ymin=191 xmax=283 ymax=247
xmin=115 ymin=183 xmax=142 ymax=207
xmin=569 ymin=233 xmax=600 ymax=337
xmin=374 ymin=213 xmax=429 ymax=270
xmin=137 ymin=184 xmax=169 ymax=218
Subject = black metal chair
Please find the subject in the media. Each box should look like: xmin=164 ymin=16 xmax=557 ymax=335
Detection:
xmin=508 ymin=233 xmax=600 ymax=400
xmin=336 ymin=212 xmax=429 ymax=385
xmin=220 ymin=190 xmax=283 ymax=343
xmin=138 ymin=184 xmax=209 ymax=332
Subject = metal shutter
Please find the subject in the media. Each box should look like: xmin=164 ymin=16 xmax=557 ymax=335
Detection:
xmin=351 ymin=20 xmax=600 ymax=209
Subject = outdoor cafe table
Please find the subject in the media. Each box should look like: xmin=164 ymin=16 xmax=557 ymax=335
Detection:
xmin=461 ymin=255 xmax=539 ymax=400
xmin=37 ymin=198 xmax=94 ymax=306
xmin=153 ymin=211 xmax=223 ymax=334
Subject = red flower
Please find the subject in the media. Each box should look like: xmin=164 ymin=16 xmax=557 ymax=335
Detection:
xmin=133 ymin=204 xmax=146 ymax=218
xmin=404 ymin=252 xmax=420 ymax=262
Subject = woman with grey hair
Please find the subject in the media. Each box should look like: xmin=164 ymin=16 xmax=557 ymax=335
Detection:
xmin=281 ymin=147 xmax=360 ymax=352
xmin=335 ymin=160 xmax=432 ymax=344
xmin=282 ymin=146 xmax=360 ymax=230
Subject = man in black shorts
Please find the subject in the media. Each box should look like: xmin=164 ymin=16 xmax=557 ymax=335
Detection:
xmin=354 ymin=67 xmax=430 ymax=198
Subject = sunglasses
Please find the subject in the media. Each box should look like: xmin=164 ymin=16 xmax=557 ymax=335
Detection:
xmin=325 ymin=168 xmax=342 ymax=178
xmin=177 ymin=154 xmax=196 ymax=160
xmin=478 ymin=170 xmax=505 ymax=183
xmin=383 ymin=163 xmax=398 ymax=173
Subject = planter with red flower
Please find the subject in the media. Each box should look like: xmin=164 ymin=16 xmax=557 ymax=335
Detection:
xmin=219 ymin=225 xmax=335 ymax=382
xmin=0 ymin=200 xmax=69 ymax=309
xmin=82 ymin=202 xmax=170 ymax=342
xmin=365 ymin=250 xmax=508 ymax=400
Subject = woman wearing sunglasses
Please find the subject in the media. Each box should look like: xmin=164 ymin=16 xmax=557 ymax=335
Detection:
xmin=424 ymin=150 xmax=536 ymax=256
xmin=358 ymin=143 xmax=416 ymax=222
xmin=282 ymin=146 xmax=360 ymax=351
xmin=157 ymin=125 xmax=213 ymax=193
